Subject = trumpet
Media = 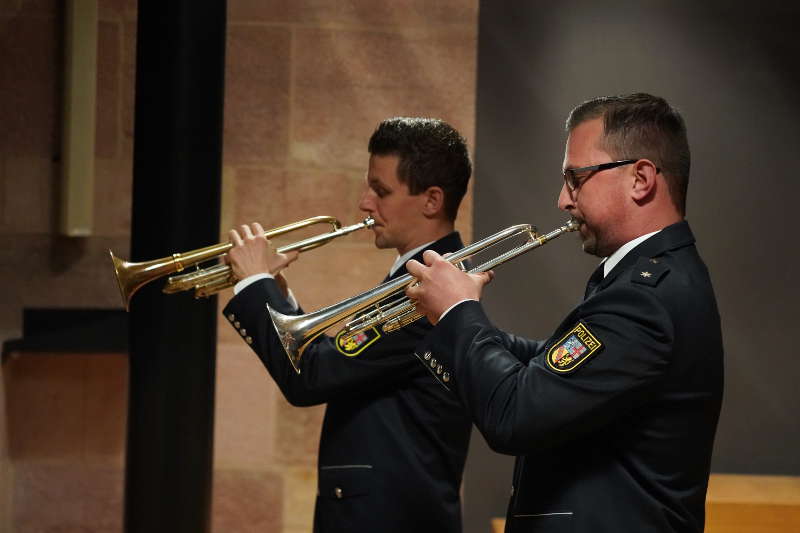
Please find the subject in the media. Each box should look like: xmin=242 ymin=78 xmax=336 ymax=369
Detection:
xmin=270 ymin=219 xmax=579 ymax=373
xmin=110 ymin=216 xmax=375 ymax=310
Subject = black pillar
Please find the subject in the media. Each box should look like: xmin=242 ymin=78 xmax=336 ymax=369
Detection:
xmin=124 ymin=2 xmax=226 ymax=532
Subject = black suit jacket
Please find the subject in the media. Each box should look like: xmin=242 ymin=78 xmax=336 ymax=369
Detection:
xmin=417 ymin=221 xmax=723 ymax=533
xmin=223 ymin=232 xmax=472 ymax=533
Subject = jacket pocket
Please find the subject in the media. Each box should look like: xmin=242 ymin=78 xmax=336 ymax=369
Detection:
xmin=317 ymin=464 xmax=374 ymax=500
xmin=507 ymin=512 xmax=574 ymax=533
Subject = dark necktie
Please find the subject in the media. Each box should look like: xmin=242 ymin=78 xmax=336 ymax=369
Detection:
xmin=584 ymin=263 xmax=605 ymax=300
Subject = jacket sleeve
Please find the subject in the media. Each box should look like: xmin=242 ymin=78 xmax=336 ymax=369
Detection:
xmin=222 ymin=279 xmax=422 ymax=407
xmin=417 ymin=283 xmax=673 ymax=455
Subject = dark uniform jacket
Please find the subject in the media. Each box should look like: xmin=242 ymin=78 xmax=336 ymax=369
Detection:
xmin=222 ymin=231 xmax=472 ymax=533
xmin=417 ymin=221 xmax=723 ymax=533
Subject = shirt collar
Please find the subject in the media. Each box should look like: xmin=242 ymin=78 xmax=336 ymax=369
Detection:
xmin=389 ymin=240 xmax=434 ymax=277
xmin=601 ymin=230 xmax=661 ymax=277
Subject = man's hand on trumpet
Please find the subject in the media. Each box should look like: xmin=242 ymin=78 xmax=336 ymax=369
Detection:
xmin=226 ymin=222 xmax=299 ymax=297
xmin=405 ymin=250 xmax=493 ymax=325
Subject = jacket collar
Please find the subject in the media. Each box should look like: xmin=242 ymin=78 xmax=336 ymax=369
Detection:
xmin=599 ymin=220 xmax=695 ymax=288
xmin=386 ymin=231 xmax=463 ymax=281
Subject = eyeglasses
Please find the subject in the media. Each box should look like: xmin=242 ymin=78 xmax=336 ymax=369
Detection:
xmin=562 ymin=159 xmax=638 ymax=192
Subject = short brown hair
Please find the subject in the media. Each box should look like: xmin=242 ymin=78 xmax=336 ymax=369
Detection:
xmin=368 ymin=117 xmax=472 ymax=221
xmin=566 ymin=93 xmax=690 ymax=214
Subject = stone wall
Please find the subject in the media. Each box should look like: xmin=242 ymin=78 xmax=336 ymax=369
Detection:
xmin=0 ymin=1 xmax=476 ymax=532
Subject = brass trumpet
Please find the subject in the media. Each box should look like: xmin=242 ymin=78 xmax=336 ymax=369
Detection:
xmin=110 ymin=216 xmax=375 ymax=310
xmin=269 ymin=219 xmax=579 ymax=373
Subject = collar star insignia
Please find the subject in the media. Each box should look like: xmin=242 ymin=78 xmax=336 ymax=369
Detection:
xmin=640 ymin=271 xmax=652 ymax=278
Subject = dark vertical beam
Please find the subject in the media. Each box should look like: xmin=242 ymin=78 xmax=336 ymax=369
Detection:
xmin=124 ymin=2 xmax=226 ymax=532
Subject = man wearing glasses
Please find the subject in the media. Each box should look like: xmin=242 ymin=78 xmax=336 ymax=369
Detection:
xmin=406 ymin=93 xmax=723 ymax=532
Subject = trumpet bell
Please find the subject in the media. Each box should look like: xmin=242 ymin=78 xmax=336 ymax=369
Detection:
xmin=268 ymin=305 xmax=305 ymax=373
xmin=109 ymin=249 xmax=181 ymax=311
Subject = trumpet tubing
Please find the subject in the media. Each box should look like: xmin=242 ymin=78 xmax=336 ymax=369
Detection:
xmin=271 ymin=219 xmax=579 ymax=373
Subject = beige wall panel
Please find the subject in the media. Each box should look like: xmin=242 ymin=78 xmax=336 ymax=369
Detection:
xmin=224 ymin=25 xmax=291 ymax=164
xmin=0 ymin=16 xmax=59 ymax=156
xmin=231 ymin=166 xmax=365 ymax=230
xmin=337 ymin=0 xmax=479 ymax=27
xmin=120 ymin=19 xmax=137 ymax=155
xmin=82 ymin=354 xmax=127 ymax=459
xmin=5 ymin=354 xmax=87 ymax=459
xmin=4 ymin=353 xmax=126 ymax=460
xmin=272 ymin=399 xmax=324 ymax=467
xmin=230 ymin=167 xmax=289 ymax=227
xmin=212 ymin=469 xmax=283 ymax=533
xmin=294 ymin=27 xmax=476 ymax=91
xmin=228 ymin=0 xmax=338 ymax=24
xmin=282 ymin=242 xmax=394 ymax=311
xmin=292 ymin=84 xmax=474 ymax=170
xmin=0 ymin=235 xmax=127 ymax=310
xmin=12 ymin=462 xmax=124 ymax=532
xmin=291 ymin=27 xmax=476 ymax=169
xmin=95 ymin=21 xmax=121 ymax=159
xmin=93 ymin=157 xmax=132 ymax=237
xmin=215 ymin=343 xmax=278 ymax=470
xmin=283 ymin=466 xmax=317 ymax=532
xmin=1 ymin=157 xmax=54 ymax=234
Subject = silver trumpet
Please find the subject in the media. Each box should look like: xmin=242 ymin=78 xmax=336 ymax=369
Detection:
xmin=271 ymin=219 xmax=579 ymax=373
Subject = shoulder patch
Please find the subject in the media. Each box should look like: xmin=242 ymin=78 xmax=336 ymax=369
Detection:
xmin=546 ymin=322 xmax=603 ymax=374
xmin=334 ymin=327 xmax=381 ymax=357
xmin=631 ymin=256 xmax=670 ymax=287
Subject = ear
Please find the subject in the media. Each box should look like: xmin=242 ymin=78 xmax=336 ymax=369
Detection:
xmin=630 ymin=159 xmax=659 ymax=202
xmin=421 ymin=186 xmax=445 ymax=217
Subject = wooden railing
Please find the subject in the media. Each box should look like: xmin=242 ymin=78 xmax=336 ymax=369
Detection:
xmin=490 ymin=474 xmax=800 ymax=533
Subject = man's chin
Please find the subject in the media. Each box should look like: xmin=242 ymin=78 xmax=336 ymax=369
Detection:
xmin=373 ymin=234 xmax=392 ymax=250
xmin=579 ymin=235 xmax=599 ymax=256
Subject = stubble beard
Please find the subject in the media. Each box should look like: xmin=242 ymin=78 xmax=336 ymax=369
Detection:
xmin=580 ymin=229 xmax=618 ymax=258
xmin=372 ymin=229 xmax=392 ymax=250
xmin=573 ymin=217 xmax=600 ymax=257
xmin=577 ymin=222 xmax=607 ymax=258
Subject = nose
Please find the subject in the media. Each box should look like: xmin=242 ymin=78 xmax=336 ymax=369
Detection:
xmin=557 ymin=182 xmax=575 ymax=212
xmin=358 ymin=187 xmax=376 ymax=214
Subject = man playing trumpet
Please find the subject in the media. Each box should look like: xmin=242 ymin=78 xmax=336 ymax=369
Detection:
xmin=223 ymin=118 xmax=473 ymax=533
xmin=406 ymin=94 xmax=723 ymax=533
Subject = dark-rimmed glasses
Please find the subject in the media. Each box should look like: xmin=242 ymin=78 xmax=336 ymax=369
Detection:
xmin=562 ymin=159 xmax=638 ymax=192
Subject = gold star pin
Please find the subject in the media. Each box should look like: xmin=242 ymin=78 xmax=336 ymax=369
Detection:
xmin=641 ymin=271 xmax=652 ymax=278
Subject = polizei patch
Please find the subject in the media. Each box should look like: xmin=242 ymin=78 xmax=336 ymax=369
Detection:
xmin=335 ymin=327 xmax=381 ymax=357
xmin=546 ymin=322 xmax=603 ymax=373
